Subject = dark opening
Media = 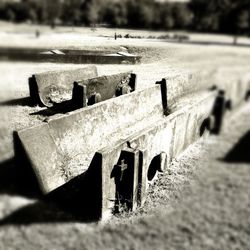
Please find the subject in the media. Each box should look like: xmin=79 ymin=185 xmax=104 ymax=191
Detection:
xmin=223 ymin=130 xmax=250 ymax=163
xmin=200 ymin=117 xmax=210 ymax=136
xmin=147 ymin=155 xmax=161 ymax=181
xmin=225 ymin=99 xmax=232 ymax=111
xmin=211 ymin=90 xmax=226 ymax=135
xmin=245 ymin=90 xmax=250 ymax=101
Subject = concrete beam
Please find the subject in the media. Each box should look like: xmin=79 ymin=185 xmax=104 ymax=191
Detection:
xmin=72 ymin=72 xmax=136 ymax=109
xmin=95 ymin=91 xmax=216 ymax=220
xmin=16 ymin=85 xmax=163 ymax=194
xmin=214 ymin=70 xmax=250 ymax=109
xmin=29 ymin=66 xmax=98 ymax=107
xmin=0 ymin=47 xmax=141 ymax=64
xmin=16 ymin=67 xmax=249 ymax=220
xmin=162 ymin=69 xmax=216 ymax=109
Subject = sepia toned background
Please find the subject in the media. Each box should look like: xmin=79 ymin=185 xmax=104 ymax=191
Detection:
xmin=0 ymin=0 xmax=250 ymax=249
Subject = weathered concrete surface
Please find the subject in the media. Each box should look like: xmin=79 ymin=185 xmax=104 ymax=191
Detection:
xmin=29 ymin=66 xmax=98 ymax=107
xmin=163 ymin=67 xmax=249 ymax=112
xmin=45 ymin=92 xmax=215 ymax=220
xmin=16 ymin=66 xmax=250 ymax=219
xmin=17 ymin=85 xmax=163 ymax=193
xmin=95 ymin=91 xmax=216 ymax=220
xmin=214 ymin=69 xmax=250 ymax=108
xmin=16 ymin=87 xmax=216 ymax=221
xmin=0 ymin=47 xmax=141 ymax=64
xmin=163 ymin=69 xmax=216 ymax=108
xmin=72 ymin=72 xmax=136 ymax=108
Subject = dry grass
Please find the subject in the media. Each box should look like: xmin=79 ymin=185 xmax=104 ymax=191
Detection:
xmin=0 ymin=25 xmax=250 ymax=249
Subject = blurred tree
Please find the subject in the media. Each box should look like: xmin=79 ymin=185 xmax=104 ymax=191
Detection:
xmin=1 ymin=0 xmax=248 ymax=36
xmin=11 ymin=2 xmax=30 ymax=22
xmin=82 ymin=0 xmax=103 ymax=25
xmin=102 ymin=1 xmax=128 ymax=27
xmin=233 ymin=9 xmax=250 ymax=44
xmin=126 ymin=0 xmax=155 ymax=28
xmin=235 ymin=9 xmax=249 ymax=32
xmin=6 ymin=8 xmax=16 ymax=22
xmin=42 ymin=0 xmax=62 ymax=27
xmin=190 ymin=0 xmax=250 ymax=34
xmin=137 ymin=3 xmax=154 ymax=28
xmin=172 ymin=3 xmax=192 ymax=29
xmin=160 ymin=5 xmax=175 ymax=30
xmin=61 ymin=0 xmax=83 ymax=25
xmin=28 ymin=8 xmax=38 ymax=23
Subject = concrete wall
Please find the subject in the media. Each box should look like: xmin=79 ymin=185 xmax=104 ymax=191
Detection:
xmin=214 ymin=69 xmax=250 ymax=108
xmin=0 ymin=48 xmax=141 ymax=65
xmin=164 ymin=69 xmax=216 ymax=108
xmin=73 ymin=72 xmax=135 ymax=108
xmin=17 ymin=85 xmax=163 ymax=193
xmin=97 ymin=91 xmax=215 ymax=220
xmin=29 ymin=66 xmax=98 ymax=107
xmin=16 ymin=66 xmax=250 ymax=220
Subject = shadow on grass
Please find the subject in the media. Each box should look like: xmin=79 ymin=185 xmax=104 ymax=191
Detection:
xmin=0 ymin=97 xmax=31 ymax=107
xmin=29 ymin=100 xmax=75 ymax=117
xmin=0 ymin=151 xmax=102 ymax=225
xmin=0 ymin=157 xmax=42 ymax=198
xmin=0 ymin=201 xmax=80 ymax=225
xmin=223 ymin=130 xmax=250 ymax=163
xmin=0 ymin=171 xmax=101 ymax=225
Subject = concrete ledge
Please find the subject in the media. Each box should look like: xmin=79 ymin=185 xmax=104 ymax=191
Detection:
xmin=96 ymin=91 xmax=216 ymax=220
xmin=160 ymin=69 xmax=216 ymax=108
xmin=214 ymin=70 xmax=250 ymax=108
xmin=0 ymin=47 xmax=141 ymax=64
xmin=17 ymin=85 xmax=163 ymax=193
xmin=29 ymin=66 xmax=98 ymax=107
xmin=16 ymin=66 xmax=250 ymax=220
xmin=72 ymin=72 xmax=136 ymax=108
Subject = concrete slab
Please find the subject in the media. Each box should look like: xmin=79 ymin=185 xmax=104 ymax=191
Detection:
xmin=16 ymin=90 xmax=215 ymax=219
xmin=96 ymin=91 xmax=216 ymax=220
xmin=163 ymin=69 xmax=216 ymax=108
xmin=17 ymin=85 xmax=163 ymax=194
xmin=0 ymin=47 xmax=141 ymax=64
xmin=214 ymin=69 xmax=250 ymax=108
xmin=72 ymin=72 xmax=136 ymax=108
xmin=16 ymin=68 xmax=248 ymax=218
xmin=29 ymin=66 xmax=98 ymax=107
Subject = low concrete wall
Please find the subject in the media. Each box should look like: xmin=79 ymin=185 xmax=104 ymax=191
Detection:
xmin=72 ymin=72 xmax=136 ymax=108
xmin=17 ymin=85 xmax=163 ymax=193
xmin=0 ymin=47 xmax=141 ymax=64
xmin=91 ymin=91 xmax=216 ymax=220
xmin=162 ymin=69 xmax=216 ymax=108
xmin=29 ymin=66 xmax=98 ymax=107
xmin=214 ymin=69 xmax=250 ymax=108
xmin=16 ymin=67 xmax=250 ymax=220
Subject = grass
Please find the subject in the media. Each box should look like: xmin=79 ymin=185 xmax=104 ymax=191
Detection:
xmin=0 ymin=25 xmax=250 ymax=249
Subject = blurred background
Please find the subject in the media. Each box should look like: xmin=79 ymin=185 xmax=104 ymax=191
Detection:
xmin=0 ymin=1 xmax=250 ymax=250
xmin=0 ymin=0 xmax=249 ymax=36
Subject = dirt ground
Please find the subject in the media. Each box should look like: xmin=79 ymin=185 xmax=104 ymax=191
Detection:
xmin=0 ymin=23 xmax=250 ymax=250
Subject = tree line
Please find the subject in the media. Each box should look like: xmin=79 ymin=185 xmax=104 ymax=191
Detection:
xmin=0 ymin=0 xmax=250 ymax=35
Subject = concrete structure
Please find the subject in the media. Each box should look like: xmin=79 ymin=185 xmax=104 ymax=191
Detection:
xmin=0 ymin=48 xmax=141 ymax=65
xmin=72 ymin=72 xmax=137 ymax=109
xmin=29 ymin=67 xmax=137 ymax=110
xmin=15 ymin=68 xmax=250 ymax=220
xmin=29 ymin=66 xmax=98 ymax=107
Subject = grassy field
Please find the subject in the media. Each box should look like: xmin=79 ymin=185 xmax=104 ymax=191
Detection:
xmin=0 ymin=23 xmax=250 ymax=249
